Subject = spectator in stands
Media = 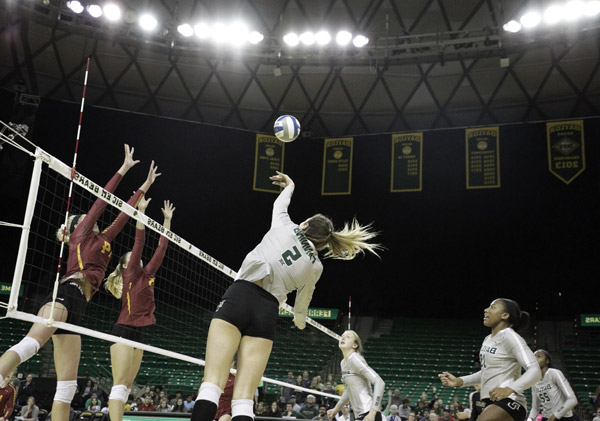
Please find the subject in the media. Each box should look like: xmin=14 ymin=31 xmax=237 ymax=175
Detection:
xmin=419 ymin=409 xmax=430 ymax=421
xmin=310 ymin=377 xmax=322 ymax=392
xmin=300 ymin=395 xmax=319 ymax=420
xmin=448 ymin=404 xmax=458 ymax=419
xmin=302 ymin=372 xmax=311 ymax=389
xmin=282 ymin=402 xmax=304 ymax=419
xmin=16 ymin=397 xmax=39 ymax=421
xmin=158 ymin=398 xmax=172 ymax=412
xmin=281 ymin=372 xmax=295 ymax=404
xmin=172 ymin=398 xmax=186 ymax=413
xmin=313 ymin=405 xmax=331 ymax=421
xmin=429 ymin=414 xmax=438 ymax=421
xmin=17 ymin=374 xmax=35 ymax=406
xmin=408 ymin=413 xmax=416 ymax=421
xmin=389 ymin=389 xmax=403 ymax=407
xmin=415 ymin=401 xmax=426 ymax=418
xmin=387 ymin=405 xmax=401 ymax=421
xmin=265 ymin=401 xmax=282 ymax=418
xmin=592 ymin=408 xmax=600 ymax=421
xmin=294 ymin=376 xmax=307 ymax=404
xmin=316 ymin=377 xmax=325 ymax=391
xmin=398 ymin=399 xmax=411 ymax=421
xmin=184 ymin=395 xmax=195 ymax=412
xmin=81 ymin=380 xmax=93 ymax=401
xmin=451 ymin=397 xmax=463 ymax=412
xmin=440 ymin=409 xmax=455 ymax=421
xmin=91 ymin=383 xmax=107 ymax=405
xmin=254 ymin=402 xmax=267 ymax=416
xmin=85 ymin=393 xmax=102 ymax=409
xmin=138 ymin=396 xmax=156 ymax=412
xmin=0 ymin=371 xmax=17 ymax=421
xmin=591 ymin=387 xmax=600 ymax=412
xmin=170 ymin=391 xmax=183 ymax=407
xmin=335 ymin=406 xmax=350 ymax=421
xmin=71 ymin=386 xmax=85 ymax=410
xmin=87 ymin=397 xmax=101 ymax=412
xmin=431 ymin=402 xmax=442 ymax=417
xmin=322 ymin=382 xmax=337 ymax=409
xmin=289 ymin=396 xmax=302 ymax=413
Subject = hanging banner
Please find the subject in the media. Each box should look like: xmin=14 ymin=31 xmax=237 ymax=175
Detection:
xmin=0 ymin=282 xmax=23 ymax=297
xmin=547 ymin=120 xmax=585 ymax=184
xmin=391 ymin=133 xmax=423 ymax=192
xmin=466 ymin=126 xmax=500 ymax=189
xmin=322 ymin=137 xmax=353 ymax=195
xmin=253 ymin=134 xmax=285 ymax=193
xmin=580 ymin=314 xmax=600 ymax=327
xmin=279 ymin=307 xmax=339 ymax=320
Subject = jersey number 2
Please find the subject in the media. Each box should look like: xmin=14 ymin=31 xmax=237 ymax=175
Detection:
xmin=281 ymin=246 xmax=301 ymax=266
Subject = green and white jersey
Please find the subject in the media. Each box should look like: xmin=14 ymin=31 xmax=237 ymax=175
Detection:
xmin=235 ymin=184 xmax=323 ymax=329
xmin=529 ymin=368 xmax=577 ymax=419
xmin=460 ymin=328 xmax=540 ymax=408
xmin=339 ymin=352 xmax=385 ymax=416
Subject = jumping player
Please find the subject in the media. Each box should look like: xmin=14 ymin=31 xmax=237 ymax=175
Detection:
xmin=327 ymin=330 xmax=385 ymax=421
xmin=191 ymin=171 xmax=381 ymax=421
xmin=439 ymin=298 xmax=542 ymax=421
xmin=0 ymin=145 xmax=160 ymax=421
xmin=105 ymin=197 xmax=174 ymax=421
xmin=527 ymin=350 xmax=577 ymax=421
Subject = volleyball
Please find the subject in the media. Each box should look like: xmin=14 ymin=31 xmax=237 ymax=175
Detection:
xmin=274 ymin=115 xmax=301 ymax=142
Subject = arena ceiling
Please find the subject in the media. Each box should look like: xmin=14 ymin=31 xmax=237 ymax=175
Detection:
xmin=1 ymin=0 xmax=600 ymax=137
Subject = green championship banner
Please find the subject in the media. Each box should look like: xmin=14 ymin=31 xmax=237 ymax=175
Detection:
xmin=547 ymin=120 xmax=585 ymax=184
xmin=391 ymin=133 xmax=423 ymax=192
xmin=253 ymin=134 xmax=285 ymax=193
xmin=465 ymin=126 xmax=501 ymax=189
xmin=279 ymin=307 xmax=339 ymax=320
xmin=581 ymin=314 xmax=600 ymax=327
xmin=322 ymin=138 xmax=353 ymax=195
xmin=0 ymin=282 xmax=23 ymax=297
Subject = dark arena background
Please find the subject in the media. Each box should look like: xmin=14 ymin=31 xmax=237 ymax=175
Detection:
xmin=1 ymin=1 xmax=599 ymax=421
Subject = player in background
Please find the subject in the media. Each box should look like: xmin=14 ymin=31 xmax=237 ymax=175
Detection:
xmin=527 ymin=350 xmax=577 ymax=421
xmin=439 ymin=298 xmax=542 ymax=421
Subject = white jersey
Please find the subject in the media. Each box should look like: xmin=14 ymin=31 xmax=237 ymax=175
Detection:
xmin=339 ymin=352 xmax=385 ymax=416
xmin=529 ymin=368 xmax=577 ymax=419
xmin=235 ymin=184 xmax=323 ymax=329
xmin=460 ymin=328 xmax=540 ymax=408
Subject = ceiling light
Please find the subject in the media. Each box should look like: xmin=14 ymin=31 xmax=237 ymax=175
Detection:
xmin=177 ymin=23 xmax=194 ymax=37
xmin=247 ymin=31 xmax=264 ymax=44
xmin=103 ymin=3 xmax=121 ymax=21
xmin=283 ymin=33 xmax=299 ymax=46
xmin=194 ymin=23 xmax=210 ymax=39
xmin=87 ymin=4 xmax=103 ymax=18
xmin=335 ymin=30 xmax=352 ymax=46
xmin=139 ymin=14 xmax=157 ymax=31
xmin=520 ymin=11 xmax=541 ymax=28
xmin=564 ymin=0 xmax=585 ymax=19
xmin=352 ymin=34 xmax=369 ymax=47
xmin=543 ymin=5 xmax=563 ymax=24
xmin=503 ymin=20 xmax=522 ymax=32
xmin=67 ymin=0 xmax=84 ymax=14
xmin=584 ymin=0 xmax=600 ymax=16
xmin=211 ymin=23 xmax=228 ymax=43
xmin=299 ymin=31 xmax=316 ymax=45
xmin=229 ymin=22 xmax=249 ymax=45
xmin=315 ymin=31 xmax=331 ymax=45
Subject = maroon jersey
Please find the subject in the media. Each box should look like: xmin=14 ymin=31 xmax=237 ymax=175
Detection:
xmin=215 ymin=373 xmax=235 ymax=419
xmin=0 ymin=382 xmax=16 ymax=419
xmin=116 ymin=227 xmax=168 ymax=327
xmin=63 ymin=172 xmax=143 ymax=296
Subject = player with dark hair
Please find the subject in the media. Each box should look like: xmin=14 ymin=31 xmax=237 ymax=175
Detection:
xmin=191 ymin=171 xmax=381 ymax=421
xmin=439 ymin=298 xmax=542 ymax=421
xmin=106 ymin=197 xmax=174 ymax=421
xmin=327 ymin=330 xmax=385 ymax=421
xmin=0 ymin=144 xmax=160 ymax=421
xmin=527 ymin=350 xmax=577 ymax=421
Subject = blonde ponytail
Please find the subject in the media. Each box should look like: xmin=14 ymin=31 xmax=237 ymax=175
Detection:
xmin=55 ymin=215 xmax=80 ymax=243
xmin=105 ymin=253 xmax=129 ymax=299
xmin=304 ymin=214 xmax=382 ymax=260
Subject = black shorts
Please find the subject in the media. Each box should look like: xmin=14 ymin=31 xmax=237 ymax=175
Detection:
xmin=356 ymin=411 xmax=383 ymax=421
xmin=212 ymin=280 xmax=279 ymax=340
xmin=482 ymin=398 xmax=526 ymax=421
xmin=542 ymin=417 xmax=574 ymax=421
xmin=41 ymin=282 xmax=88 ymax=335
xmin=111 ymin=324 xmax=145 ymax=343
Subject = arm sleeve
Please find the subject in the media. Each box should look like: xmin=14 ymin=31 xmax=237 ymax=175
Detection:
xmin=552 ymin=370 xmax=578 ymax=418
xmin=271 ymin=184 xmax=294 ymax=228
xmin=336 ymin=389 xmax=350 ymax=411
xmin=293 ymin=279 xmax=317 ymax=329
xmin=460 ymin=371 xmax=482 ymax=387
xmin=353 ymin=356 xmax=386 ymax=411
xmin=101 ymin=189 xmax=144 ymax=242
xmin=528 ymin=388 xmax=540 ymax=420
xmin=127 ymin=228 xmax=146 ymax=274
xmin=73 ymin=172 xmax=123 ymax=238
xmin=505 ymin=330 xmax=542 ymax=394
xmin=145 ymin=236 xmax=169 ymax=276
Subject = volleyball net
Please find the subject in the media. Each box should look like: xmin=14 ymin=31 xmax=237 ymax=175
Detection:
xmin=0 ymin=120 xmax=341 ymax=400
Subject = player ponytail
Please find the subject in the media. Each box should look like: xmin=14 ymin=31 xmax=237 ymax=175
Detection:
xmin=105 ymin=253 xmax=129 ymax=299
xmin=55 ymin=214 xmax=81 ymax=243
xmin=499 ymin=298 xmax=530 ymax=330
xmin=304 ymin=214 xmax=382 ymax=260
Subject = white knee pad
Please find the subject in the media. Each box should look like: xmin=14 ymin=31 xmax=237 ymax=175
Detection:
xmin=54 ymin=380 xmax=78 ymax=403
xmin=231 ymin=399 xmax=255 ymax=419
xmin=109 ymin=384 xmax=129 ymax=404
xmin=196 ymin=382 xmax=222 ymax=405
xmin=8 ymin=337 xmax=40 ymax=363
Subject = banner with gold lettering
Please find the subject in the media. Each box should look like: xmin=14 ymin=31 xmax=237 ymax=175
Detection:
xmin=466 ymin=126 xmax=500 ymax=189
xmin=322 ymin=137 xmax=353 ymax=195
xmin=391 ymin=133 xmax=423 ymax=192
xmin=253 ymin=134 xmax=284 ymax=193
xmin=547 ymin=120 xmax=585 ymax=184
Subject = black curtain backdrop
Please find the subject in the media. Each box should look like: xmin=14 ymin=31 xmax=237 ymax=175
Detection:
xmin=1 ymin=91 xmax=599 ymax=320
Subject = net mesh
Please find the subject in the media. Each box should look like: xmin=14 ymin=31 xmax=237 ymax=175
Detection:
xmin=1 ymin=141 xmax=341 ymax=400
